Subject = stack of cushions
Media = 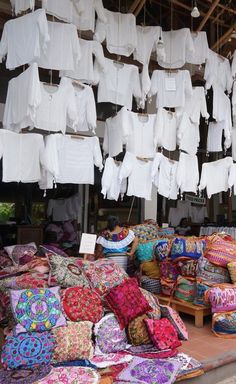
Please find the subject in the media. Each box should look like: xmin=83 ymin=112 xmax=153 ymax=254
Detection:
xmin=131 ymin=223 xmax=159 ymax=243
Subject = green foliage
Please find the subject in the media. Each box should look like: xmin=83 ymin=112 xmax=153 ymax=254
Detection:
xmin=0 ymin=203 xmax=15 ymax=222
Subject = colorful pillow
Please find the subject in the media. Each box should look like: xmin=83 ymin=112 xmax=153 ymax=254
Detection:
xmin=90 ymin=353 xmax=133 ymax=368
xmin=127 ymin=314 xmax=151 ymax=345
xmin=197 ymin=255 xmax=230 ymax=283
xmin=135 ymin=240 xmax=157 ymax=262
xmin=140 ymin=275 xmax=161 ymax=294
xmin=160 ymin=260 xmax=180 ymax=281
xmin=39 ymin=244 xmax=68 ymax=258
xmin=160 ymin=305 xmax=188 ymax=340
xmin=158 ymin=227 xmax=175 ymax=237
xmin=154 ymin=238 xmax=172 ymax=261
xmin=140 ymin=260 xmax=160 ymax=279
xmin=193 ymin=279 xmax=215 ymax=306
xmin=174 ymin=276 xmax=196 ymax=303
xmin=0 ymin=366 xmax=52 ymax=384
xmin=212 ymin=311 xmax=236 ymax=337
xmin=204 ymin=285 xmax=236 ymax=313
xmin=52 ymin=321 xmax=94 ymax=363
xmin=35 ymin=367 xmax=100 ymax=384
xmin=4 ymin=242 xmax=37 ymax=259
xmin=94 ymin=313 xmax=129 ymax=355
xmin=10 ymin=287 xmax=66 ymax=334
xmin=105 ymin=277 xmax=152 ymax=329
xmin=79 ymin=259 xmax=128 ymax=296
xmin=227 ymin=262 xmax=236 ymax=283
xmin=204 ymin=235 xmax=236 ymax=267
xmin=11 ymin=245 xmax=37 ymax=266
xmin=1 ymin=332 xmax=55 ymax=369
xmin=140 ymin=288 xmax=161 ymax=319
xmin=170 ymin=237 xmax=205 ymax=260
xmin=160 ymin=278 xmax=176 ymax=297
xmin=14 ymin=273 xmax=49 ymax=289
xmin=131 ymin=223 xmax=159 ymax=243
xmin=176 ymin=259 xmax=198 ymax=278
xmin=144 ymin=318 xmax=182 ymax=350
xmin=61 ymin=286 xmax=103 ymax=323
xmin=48 ymin=253 xmax=90 ymax=288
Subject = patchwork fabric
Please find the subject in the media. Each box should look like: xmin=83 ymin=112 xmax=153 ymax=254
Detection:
xmin=140 ymin=275 xmax=161 ymax=294
xmin=0 ymin=366 xmax=52 ymax=384
xmin=35 ymin=367 xmax=100 ymax=384
xmin=197 ymin=256 xmax=230 ymax=283
xmin=135 ymin=240 xmax=158 ymax=262
xmin=144 ymin=318 xmax=182 ymax=350
xmin=212 ymin=311 xmax=236 ymax=337
xmin=174 ymin=276 xmax=196 ymax=303
xmin=11 ymin=245 xmax=37 ymax=266
xmin=227 ymin=262 xmax=236 ymax=283
xmin=170 ymin=237 xmax=205 ymax=260
xmin=176 ymin=259 xmax=198 ymax=278
xmin=193 ymin=279 xmax=215 ymax=306
xmin=1 ymin=332 xmax=55 ymax=369
xmin=79 ymin=259 xmax=128 ymax=296
xmin=118 ymin=357 xmax=181 ymax=384
xmin=61 ymin=286 xmax=103 ymax=323
xmin=140 ymin=260 xmax=160 ymax=279
xmin=127 ymin=314 xmax=151 ymax=345
xmin=52 ymin=321 xmax=94 ymax=363
xmin=204 ymin=285 xmax=236 ymax=313
xmin=48 ymin=253 xmax=90 ymax=288
xmin=204 ymin=235 xmax=236 ymax=267
xmin=160 ymin=278 xmax=176 ymax=297
xmin=105 ymin=277 xmax=152 ymax=329
xmin=131 ymin=223 xmax=159 ymax=243
xmin=160 ymin=260 xmax=180 ymax=281
xmin=90 ymin=353 xmax=133 ymax=368
xmin=10 ymin=287 xmax=66 ymax=334
xmin=160 ymin=305 xmax=188 ymax=340
xmin=94 ymin=313 xmax=129 ymax=355
xmin=154 ymin=238 xmax=172 ymax=261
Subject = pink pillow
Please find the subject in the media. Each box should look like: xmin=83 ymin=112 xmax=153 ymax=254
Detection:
xmin=160 ymin=305 xmax=188 ymax=340
xmin=104 ymin=278 xmax=152 ymax=329
xmin=144 ymin=318 xmax=182 ymax=350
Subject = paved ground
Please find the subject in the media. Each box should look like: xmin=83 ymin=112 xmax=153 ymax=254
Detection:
xmin=217 ymin=377 xmax=236 ymax=384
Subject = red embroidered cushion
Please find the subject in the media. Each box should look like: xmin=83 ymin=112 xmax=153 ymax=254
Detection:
xmin=61 ymin=286 xmax=103 ymax=323
xmin=160 ymin=305 xmax=188 ymax=340
xmin=105 ymin=278 xmax=152 ymax=329
xmin=144 ymin=318 xmax=182 ymax=350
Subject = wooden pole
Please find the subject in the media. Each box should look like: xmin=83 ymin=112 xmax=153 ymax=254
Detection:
xmin=197 ymin=0 xmax=221 ymax=31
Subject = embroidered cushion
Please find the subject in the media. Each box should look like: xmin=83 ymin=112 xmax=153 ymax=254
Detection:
xmin=80 ymin=259 xmax=128 ymax=296
xmin=160 ymin=305 xmax=188 ymax=340
xmin=131 ymin=223 xmax=159 ymax=243
xmin=14 ymin=273 xmax=49 ymax=289
xmin=204 ymin=235 xmax=236 ymax=267
xmin=158 ymin=227 xmax=175 ymax=236
xmin=127 ymin=314 xmax=151 ymax=345
xmin=52 ymin=321 xmax=94 ymax=363
xmin=39 ymin=245 xmax=68 ymax=258
xmin=90 ymin=353 xmax=133 ymax=368
xmin=94 ymin=313 xmax=129 ymax=355
xmin=4 ymin=242 xmax=37 ymax=260
xmin=174 ymin=276 xmax=196 ymax=303
xmin=197 ymin=255 xmax=230 ymax=283
xmin=160 ymin=260 xmax=180 ymax=281
xmin=1 ymin=332 xmax=55 ymax=369
xmin=204 ymin=285 xmax=236 ymax=313
xmin=140 ymin=288 xmax=161 ymax=319
xmin=35 ymin=367 xmax=100 ymax=384
xmin=10 ymin=287 xmax=66 ymax=334
xmin=47 ymin=253 xmax=90 ymax=288
xmin=212 ymin=311 xmax=236 ymax=337
xmin=0 ymin=366 xmax=52 ymax=384
xmin=105 ymin=277 xmax=152 ymax=329
xmin=61 ymin=286 xmax=103 ymax=323
xmin=154 ymin=238 xmax=172 ymax=261
xmin=160 ymin=278 xmax=176 ymax=297
xmin=140 ymin=275 xmax=161 ymax=294
xmin=144 ymin=318 xmax=182 ymax=350
xmin=227 ymin=262 xmax=236 ymax=283
xmin=135 ymin=240 xmax=158 ymax=262
xmin=170 ymin=237 xmax=205 ymax=260
xmin=140 ymin=260 xmax=160 ymax=279
xmin=193 ymin=279 xmax=215 ymax=306
xmin=176 ymin=259 xmax=198 ymax=278
xmin=11 ymin=245 xmax=37 ymax=266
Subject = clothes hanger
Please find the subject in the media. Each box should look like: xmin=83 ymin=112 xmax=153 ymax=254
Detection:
xmin=136 ymin=156 xmax=153 ymax=162
xmin=72 ymin=79 xmax=85 ymax=89
xmin=113 ymin=55 xmax=124 ymax=68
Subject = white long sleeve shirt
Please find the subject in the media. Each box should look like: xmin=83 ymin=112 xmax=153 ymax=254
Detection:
xmin=177 ymin=113 xmax=200 ymax=155
xmin=103 ymin=107 xmax=127 ymax=157
xmin=0 ymin=129 xmax=44 ymax=183
xmin=204 ymin=49 xmax=233 ymax=93
xmin=95 ymin=58 xmax=142 ymax=110
xmin=232 ymin=128 xmax=236 ymax=161
xmin=190 ymin=206 xmax=208 ymax=223
xmin=149 ymin=70 xmax=192 ymax=108
xmin=155 ymin=108 xmax=179 ymax=151
xmin=61 ymin=38 xmax=105 ymax=85
xmin=3 ymin=63 xmax=41 ymax=132
xmin=158 ymin=28 xmax=195 ymax=68
xmin=186 ymin=31 xmax=209 ymax=65
xmin=177 ymin=86 xmax=209 ymax=124
xmin=207 ymin=121 xmax=226 ymax=153
xmin=0 ymin=9 xmax=49 ymax=70
xmin=152 ymin=152 xmax=179 ymax=200
xmin=229 ymin=163 xmax=236 ymax=195
xmin=34 ymin=78 xmax=78 ymax=134
xmin=176 ymin=200 xmax=191 ymax=218
xmin=212 ymin=84 xmax=232 ymax=148
xmin=119 ymin=152 xmax=153 ymax=200
xmin=176 ymin=152 xmax=199 ymax=195
xmin=94 ymin=9 xmax=137 ymax=57
xmin=232 ymin=50 xmax=236 ymax=78
xmin=10 ymin=0 xmax=35 ymax=15
xmin=101 ymin=157 xmax=127 ymax=201
xmin=232 ymin=82 xmax=236 ymax=117
xmin=47 ymin=192 xmax=81 ymax=221
xmin=199 ymin=157 xmax=233 ymax=198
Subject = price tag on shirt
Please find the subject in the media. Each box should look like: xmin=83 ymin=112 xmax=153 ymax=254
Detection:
xmin=79 ymin=233 xmax=97 ymax=255
xmin=165 ymin=77 xmax=176 ymax=91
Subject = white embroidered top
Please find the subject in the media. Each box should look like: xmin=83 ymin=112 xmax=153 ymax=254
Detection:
xmin=152 ymin=152 xmax=179 ymax=200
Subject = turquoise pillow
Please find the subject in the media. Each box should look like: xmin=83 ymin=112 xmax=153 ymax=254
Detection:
xmin=135 ymin=240 xmax=157 ymax=262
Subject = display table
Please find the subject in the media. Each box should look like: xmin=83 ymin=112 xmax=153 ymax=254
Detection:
xmin=157 ymin=294 xmax=211 ymax=328
xmin=199 ymin=226 xmax=236 ymax=239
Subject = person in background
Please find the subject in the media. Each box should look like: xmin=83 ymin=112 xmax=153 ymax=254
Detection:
xmin=175 ymin=217 xmax=191 ymax=236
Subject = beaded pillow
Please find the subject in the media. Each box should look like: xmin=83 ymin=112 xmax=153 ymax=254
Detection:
xmin=127 ymin=314 xmax=151 ymax=345
xmin=144 ymin=318 xmax=182 ymax=350
xmin=135 ymin=240 xmax=158 ymax=262
xmin=204 ymin=235 xmax=236 ymax=267
xmin=154 ymin=238 xmax=172 ymax=261
xmin=160 ymin=305 xmax=188 ymax=340
xmin=61 ymin=286 xmax=103 ymax=323
xmin=52 ymin=321 xmax=94 ymax=363
xmin=204 ymin=285 xmax=236 ymax=313
xmin=170 ymin=237 xmax=205 ymax=260
xmin=94 ymin=313 xmax=129 ymax=355
xmin=35 ymin=367 xmax=100 ymax=384
xmin=1 ymin=332 xmax=55 ymax=369
xmin=105 ymin=277 xmax=152 ymax=329
xmin=10 ymin=287 xmax=66 ymax=334
xmin=47 ymin=253 xmax=90 ymax=288
xmin=197 ymin=255 xmax=230 ymax=283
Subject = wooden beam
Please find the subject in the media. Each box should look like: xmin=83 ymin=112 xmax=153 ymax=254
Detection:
xmin=204 ymin=0 xmax=236 ymax=16
xmin=197 ymin=0 xmax=221 ymax=31
xmin=211 ymin=20 xmax=236 ymax=50
xmin=134 ymin=0 xmax=146 ymax=17
xmin=129 ymin=0 xmax=141 ymax=13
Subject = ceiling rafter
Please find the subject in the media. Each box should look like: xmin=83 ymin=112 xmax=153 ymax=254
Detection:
xmin=134 ymin=0 xmax=146 ymax=17
xmin=211 ymin=19 xmax=236 ymax=50
xmin=197 ymin=0 xmax=221 ymax=31
xmin=129 ymin=0 xmax=141 ymax=13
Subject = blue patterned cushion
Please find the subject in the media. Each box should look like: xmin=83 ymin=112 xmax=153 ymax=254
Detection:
xmin=135 ymin=240 xmax=157 ymax=262
xmin=154 ymin=239 xmax=171 ymax=261
xmin=170 ymin=237 xmax=205 ymax=260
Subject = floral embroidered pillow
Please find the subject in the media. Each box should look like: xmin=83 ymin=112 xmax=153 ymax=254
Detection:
xmin=10 ymin=287 xmax=66 ymax=334
xmin=144 ymin=318 xmax=182 ymax=350
xmin=104 ymin=277 xmax=152 ymax=329
xmin=140 ymin=288 xmax=161 ymax=320
xmin=12 ymin=245 xmax=37 ymax=266
xmin=52 ymin=321 xmax=94 ymax=363
xmin=35 ymin=367 xmax=100 ymax=384
xmin=160 ymin=305 xmax=188 ymax=340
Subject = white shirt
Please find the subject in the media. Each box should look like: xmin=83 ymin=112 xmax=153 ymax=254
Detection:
xmin=204 ymin=49 xmax=233 ymax=93
xmin=168 ymin=207 xmax=185 ymax=227
xmin=134 ymin=26 xmax=165 ymax=65
xmin=3 ymin=63 xmax=41 ymax=132
xmin=207 ymin=121 xmax=225 ymax=153
xmin=232 ymin=82 xmax=236 ymax=117
xmin=155 ymin=108 xmax=178 ymax=151
xmin=37 ymin=21 xmax=80 ymax=71
xmin=101 ymin=157 xmax=127 ymax=201
xmin=75 ymin=0 xmax=107 ymax=32
xmin=177 ymin=86 xmax=209 ymax=124
xmin=119 ymin=152 xmax=153 ymax=200
xmin=177 ymin=113 xmax=200 ymax=155
xmin=229 ymin=163 xmax=236 ymax=195
xmin=103 ymin=107 xmax=126 ymax=157
xmin=149 ymin=70 xmax=192 ymax=108
xmin=34 ymin=78 xmax=78 ymax=134
xmin=10 ymin=0 xmax=35 ymax=15
xmin=0 ymin=9 xmax=49 ymax=70
xmin=176 ymin=200 xmax=191 ymax=218
xmin=95 ymin=58 xmax=142 ymax=110
xmin=152 ymin=152 xmax=179 ymax=200
xmin=232 ymin=50 xmax=236 ymax=78
xmin=176 ymin=152 xmax=199 ymax=194
xmin=42 ymin=0 xmax=81 ymax=26
xmin=158 ymin=28 xmax=195 ymax=68
xmin=212 ymin=84 xmax=232 ymax=148
xmin=232 ymin=128 xmax=236 ymax=161
xmin=0 ymin=129 xmax=44 ymax=183
xmin=61 ymin=38 xmax=105 ymax=85
xmin=186 ymin=32 xmax=209 ymax=65
xmin=47 ymin=192 xmax=81 ymax=221
xmin=94 ymin=9 xmax=137 ymax=57
xmin=190 ymin=206 xmax=208 ymax=223
xmin=199 ymin=157 xmax=233 ymax=198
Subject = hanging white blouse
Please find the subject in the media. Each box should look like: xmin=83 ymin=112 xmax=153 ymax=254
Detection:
xmin=149 ymin=70 xmax=192 ymax=108
xmin=152 ymin=152 xmax=179 ymax=200
xmin=186 ymin=31 xmax=209 ymax=65
xmin=212 ymin=84 xmax=232 ymax=149
xmin=47 ymin=192 xmax=81 ymax=222
xmin=232 ymin=128 xmax=236 ymax=161
xmin=232 ymin=81 xmax=236 ymax=117
xmin=158 ymin=28 xmax=195 ymax=68
xmin=190 ymin=206 xmax=208 ymax=223
xmin=95 ymin=58 xmax=142 ymax=110
xmin=103 ymin=107 xmax=127 ymax=157
xmin=204 ymin=49 xmax=233 ymax=93
xmin=3 ymin=63 xmax=41 ymax=132
xmin=61 ymin=38 xmax=105 ymax=85
xmin=176 ymin=152 xmax=199 ymax=195
xmin=207 ymin=121 xmax=225 ymax=153
xmin=155 ymin=108 xmax=179 ymax=151
xmin=199 ymin=157 xmax=233 ymax=198
xmin=177 ymin=113 xmax=200 ymax=155
xmin=119 ymin=152 xmax=153 ymax=200
xmin=101 ymin=157 xmax=127 ymax=201
xmin=0 ymin=9 xmax=49 ymax=70
xmin=229 ymin=163 xmax=236 ymax=195
xmin=0 ymin=129 xmax=44 ymax=183
xmin=177 ymin=86 xmax=209 ymax=125
xmin=176 ymin=200 xmax=191 ymax=219
xmin=76 ymin=0 xmax=107 ymax=31
xmin=34 ymin=78 xmax=78 ymax=134
xmin=232 ymin=50 xmax=236 ymax=78
xmin=10 ymin=0 xmax=35 ymax=15
xmin=94 ymin=9 xmax=137 ymax=57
